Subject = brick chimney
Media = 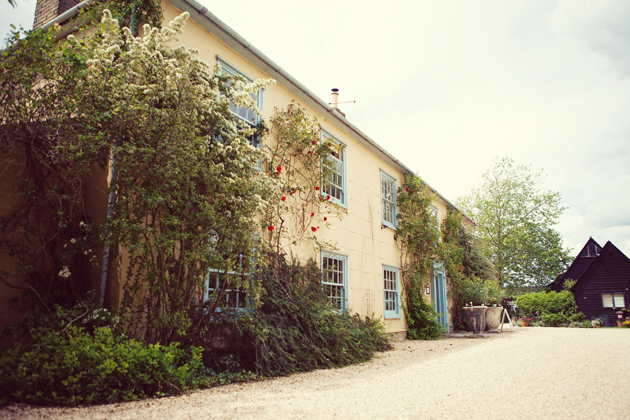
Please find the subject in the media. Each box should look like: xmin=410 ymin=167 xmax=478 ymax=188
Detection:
xmin=33 ymin=0 xmax=81 ymax=29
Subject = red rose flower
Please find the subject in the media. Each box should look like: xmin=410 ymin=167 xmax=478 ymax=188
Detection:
xmin=311 ymin=226 xmax=317 ymax=232
xmin=292 ymin=189 xmax=297 ymax=195
xmin=405 ymin=187 xmax=408 ymax=191
xmin=268 ymin=226 xmax=274 ymax=231
xmin=312 ymin=140 xmax=317 ymax=145
xmin=308 ymin=151 xmax=313 ymax=155
xmin=281 ymin=196 xmax=286 ymax=201
xmin=324 ymin=217 xmax=327 ymax=221
xmin=327 ymin=195 xmax=331 ymax=200
xmin=276 ymin=166 xmax=282 ymax=172
xmin=315 ymin=186 xmax=320 ymax=191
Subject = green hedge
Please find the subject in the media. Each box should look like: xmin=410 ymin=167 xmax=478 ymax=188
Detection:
xmin=0 ymin=327 xmax=206 ymax=406
xmin=515 ymin=290 xmax=584 ymax=326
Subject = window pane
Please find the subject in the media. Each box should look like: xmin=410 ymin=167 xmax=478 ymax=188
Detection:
xmin=381 ymin=174 xmax=396 ymax=226
xmin=602 ymin=294 xmax=613 ymax=308
xmin=613 ymin=294 xmax=625 ymax=308
xmin=321 ymin=134 xmax=345 ymax=204
xmin=322 ymin=253 xmax=347 ymax=310
xmin=383 ymin=267 xmax=399 ymax=317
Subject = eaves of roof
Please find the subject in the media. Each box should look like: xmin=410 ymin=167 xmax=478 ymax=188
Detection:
xmin=42 ymin=0 xmax=474 ymax=224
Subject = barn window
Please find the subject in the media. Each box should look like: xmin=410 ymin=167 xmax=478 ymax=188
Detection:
xmin=602 ymin=294 xmax=625 ymax=308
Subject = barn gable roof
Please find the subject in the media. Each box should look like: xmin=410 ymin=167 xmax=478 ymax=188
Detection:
xmin=548 ymin=237 xmax=601 ymax=292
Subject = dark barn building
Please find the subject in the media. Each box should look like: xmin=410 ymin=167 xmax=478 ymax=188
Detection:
xmin=549 ymin=238 xmax=630 ymax=326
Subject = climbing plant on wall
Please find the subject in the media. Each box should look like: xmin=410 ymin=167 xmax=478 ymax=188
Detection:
xmin=395 ymin=174 xmax=496 ymax=335
xmin=262 ymin=103 xmax=344 ymax=257
xmin=395 ymin=174 xmax=443 ymax=339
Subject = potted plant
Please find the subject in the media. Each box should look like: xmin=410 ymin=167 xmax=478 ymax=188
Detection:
xmin=591 ymin=317 xmax=604 ymax=328
xmin=617 ymin=313 xmax=624 ymax=327
xmin=459 ymin=276 xmax=504 ymax=334
xmin=463 ymin=303 xmax=487 ymax=334
xmin=484 ymin=284 xmax=506 ymax=331
xmin=520 ymin=316 xmax=531 ymax=327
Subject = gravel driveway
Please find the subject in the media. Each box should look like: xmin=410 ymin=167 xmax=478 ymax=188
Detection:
xmin=2 ymin=327 xmax=629 ymax=419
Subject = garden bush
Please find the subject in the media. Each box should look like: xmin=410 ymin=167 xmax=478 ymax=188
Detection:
xmin=404 ymin=279 xmax=444 ymax=340
xmin=515 ymin=290 xmax=584 ymax=327
xmin=218 ymin=255 xmax=391 ymax=376
xmin=458 ymin=275 xmax=504 ymax=306
xmin=0 ymin=326 xmax=206 ymax=406
xmin=515 ymin=290 xmax=578 ymax=318
xmin=541 ymin=312 xmax=570 ymax=326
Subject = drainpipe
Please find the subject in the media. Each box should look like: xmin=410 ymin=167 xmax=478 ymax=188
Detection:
xmin=99 ymin=5 xmax=138 ymax=303
xmin=39 ymin=0 xmax=96 ymax=33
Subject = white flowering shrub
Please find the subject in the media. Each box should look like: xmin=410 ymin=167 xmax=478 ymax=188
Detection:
xmin=77 ymin=11 xmax=277 ymax=346
xmin=0 ymin=9 xmax=275 ymax=349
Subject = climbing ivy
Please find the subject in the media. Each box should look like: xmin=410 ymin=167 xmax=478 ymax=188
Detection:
xmin=395 ymin=174 xmax=495 ymax=334
xmin=395 ymin=174 xmax=443 ymax=339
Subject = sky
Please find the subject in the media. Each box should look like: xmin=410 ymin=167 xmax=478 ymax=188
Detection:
xmin=2 ymin=0 xmax=629 ymax=257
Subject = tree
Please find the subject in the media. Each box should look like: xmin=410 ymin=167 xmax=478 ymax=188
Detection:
xmin=0 ymin=9 xmax=275 ymax=347
xmin=457 ymin=157 xmax=571 ymax=290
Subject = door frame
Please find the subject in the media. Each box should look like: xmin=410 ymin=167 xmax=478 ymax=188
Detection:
xmin=431 ymin=263 xmax=449 ymax=332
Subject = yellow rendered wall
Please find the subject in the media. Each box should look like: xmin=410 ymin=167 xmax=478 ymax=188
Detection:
xmin=161 ymin=2 xmax=457 ymax=334
xmin=115 ymin=2 xmax=455 ymax=334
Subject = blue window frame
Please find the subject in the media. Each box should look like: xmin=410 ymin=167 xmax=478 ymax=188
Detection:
xmin=322 ymin=251 xmax=348 ymax=311
xmin=383 ymin=265 xmax=401 ymax=319
xmin=217 ymin=56 xmax=264 ymax=160
xmin=321 ymin=129 xmax=347 ymax=207
xmin=381 ymin=171 xmax=397 ymax=229
xmin=204 ymin=269 xmax=248 ymax=310
xmin=203 ymin=234 xmax=258 ymax=312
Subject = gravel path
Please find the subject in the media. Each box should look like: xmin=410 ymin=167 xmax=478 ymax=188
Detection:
xmin=2 ymin=327 xmax=629 ymax=419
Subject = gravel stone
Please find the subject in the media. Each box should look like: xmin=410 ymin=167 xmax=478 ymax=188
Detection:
xmin=2 ymin=327 xmax=628 ymax=419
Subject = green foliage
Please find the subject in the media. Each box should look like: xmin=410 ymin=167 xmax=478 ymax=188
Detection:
xmin=234 ymin=254 xmax=391 ymax=376
xmin=458 ymin=276 xmax=505 ymax=307
xmin=438 ymin=211 xmax=496 ymax=328
xmin=0 ymin=326 xmax=205 ymax=406
xmin=395 ymin=175 xmax=444 ymax=338
xmin=563 ymin=278 xmax=577 ymax=290
xmin=395 ymin=175 xmax=441 ymax=278
xmin=2 ymin=291 xmax=125 ymax=342
xmin=540 ymin=312 xmax=569 ymax=326
xmin=404 ymin=275 xmax=444 ymax=340
xmin=457 ymin=157 xmax=572 ymax=291
xmin=515 ymin=290 xmax=579 ymax=321
xmin=1 ymin=10 xmax=275 ymax=348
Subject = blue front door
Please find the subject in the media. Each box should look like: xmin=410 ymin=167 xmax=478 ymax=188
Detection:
xmin=432 ymin=270 xmax=449 ymax=332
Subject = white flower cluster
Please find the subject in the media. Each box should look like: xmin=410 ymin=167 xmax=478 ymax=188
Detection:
xmin=58 ymin=266 xmax=71 ymax=278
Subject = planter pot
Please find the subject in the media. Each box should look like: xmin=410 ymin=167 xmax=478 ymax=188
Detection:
xmin=464 ymin=306 xmax=487 ymax=334
xmin=617 ymin=320 xmax=624 ymax=328
xmin=485 ymin=307 xmax=503 ymax=330
xmin=521 ymin=319 xmax=530 ymax=327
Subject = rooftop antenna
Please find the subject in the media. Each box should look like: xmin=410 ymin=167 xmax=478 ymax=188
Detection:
xmin=329 ymin=88 xmax=357 ymax=116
